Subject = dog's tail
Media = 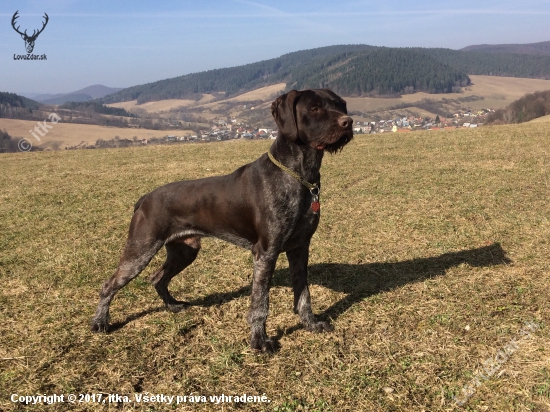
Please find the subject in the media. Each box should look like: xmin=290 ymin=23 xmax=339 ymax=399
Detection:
xmin=133 ymin=194 xmax=148 ymax=213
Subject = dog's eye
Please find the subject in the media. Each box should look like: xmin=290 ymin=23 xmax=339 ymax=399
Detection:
xmin=310 ymin=106 xmax=321 ymax=113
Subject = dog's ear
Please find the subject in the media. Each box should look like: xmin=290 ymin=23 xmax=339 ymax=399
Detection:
xmin=271 ymin=90 xmax=302 ymax=141
xmin=341 ymin=97 xmax=348 ymax=114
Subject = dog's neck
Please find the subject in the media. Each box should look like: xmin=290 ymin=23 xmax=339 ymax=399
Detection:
xmin=270 ymin=136 xmax=323 ymax=184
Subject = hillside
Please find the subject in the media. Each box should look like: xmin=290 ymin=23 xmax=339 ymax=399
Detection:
xmin=107 ymin=76 xmax=550 ymax=115
xmin=487 ymin=90 xmax=550 ymax=124
xmin=418 ymin=48 xmax=550 ymax=79
xmin=0 ymin=91 xmax=191 ymax=132
xmin=98 ymin=45 xmax=377 ymax=104
xmin=0 ymin=92 xmax=41 ymax=110
xmin=103 ymin=75 xmax=550 ymax=137
xmin=41 ymin=94 xmax=94 ymax=105
xmin=461 ymin=40 xmax=550 ymax=56
xmin=4 ymin=75 xmax=550 ymax=148
xmin=0 ymin=92 xmax=42 ymax=119
xmin=289 ymin=48 xmax=470 ymax=96
xmin=529 ymin=114 xmax=550 ymax=123
xmin=98 ymin=45 xmax=470 ymax=104
xmin=98 ymin=44 xmax=550 ymax=105
xmin=59 ymin=101 xmax=136 ymax=118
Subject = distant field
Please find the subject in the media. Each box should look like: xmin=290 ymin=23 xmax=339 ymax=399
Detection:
xmin=107 ymin=94 xmax=217 ymax=113
xmin=106 ymin=84 xmax=286 ymax=114
xmin=1 ymin=123 xmax=549 ymax=411
xmin=0 ymin=119 xmax=194 ymax=149
xmin=346 ymin=75 xmax=550 ymax=116
xmin=225 ymin=83 xmax=286 ymax=102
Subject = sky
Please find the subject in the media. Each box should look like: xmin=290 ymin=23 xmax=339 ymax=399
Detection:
xmin=1 ymin=0 xmax=549 ymax=95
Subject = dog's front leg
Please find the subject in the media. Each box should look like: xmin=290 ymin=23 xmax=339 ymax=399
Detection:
xmin=287 ymin=243 xmax=333 ymax=333
xmin=247 ymin=252 xmax=277 ymax=353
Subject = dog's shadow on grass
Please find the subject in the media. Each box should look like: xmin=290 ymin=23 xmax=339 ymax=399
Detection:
xmin=111 ymin=243 xmax=510 ymax=338
xmin=276 ymin=242 xmax=511 ymax=327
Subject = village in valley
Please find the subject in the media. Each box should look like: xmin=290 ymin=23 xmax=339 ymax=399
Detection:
xmin=137 ymin=107 xmax=495 ymax=149
xmin=351 ymin=108 xmax=495 ymax=134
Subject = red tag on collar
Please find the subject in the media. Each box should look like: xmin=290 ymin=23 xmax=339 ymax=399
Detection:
xmin=311 ymin=201 xmax=320 ymax=213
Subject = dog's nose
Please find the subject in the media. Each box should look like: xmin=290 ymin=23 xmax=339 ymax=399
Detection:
xmin=338 ymin=115 xmax=352 ymax=129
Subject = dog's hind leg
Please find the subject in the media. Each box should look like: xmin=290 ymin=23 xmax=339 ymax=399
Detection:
xmin=90 ymin=236 xmax=164 ymax=333
xmin=150 ymin=237 xmax=201 ymax=312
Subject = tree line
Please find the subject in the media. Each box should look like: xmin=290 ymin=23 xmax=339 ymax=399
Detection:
xmin=0 ymin=92 xmax=41 ymax=119
xmin=59 ymin=101 xmax=136 ymax=117
xmin=0 ymin=130 xmax=24 ymax=153
xmin=487 ymin=90 xmax=550 ymax=124
xmin=416 ymin=48 xmax=550 ymax=79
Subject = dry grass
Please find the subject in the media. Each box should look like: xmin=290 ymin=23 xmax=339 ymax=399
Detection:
xmin=177 ymin=84 xmax=286 ymax=113
xmin=465 ymin=75 xmax=550 ymax=108
xmin=0 ymin=119 xmax=194 ymax=149
xmin=530 ymin=114 xmax=550 ymax=123
xmin=106 ymin=84 xmax=286 ymax=114
xmin=107 ymin=95 xmax=217 ymax=113
xmin=1 ymin=123 xmax=549 ymax=411
xmin=224 ymin=84 xmax=286 ymax=103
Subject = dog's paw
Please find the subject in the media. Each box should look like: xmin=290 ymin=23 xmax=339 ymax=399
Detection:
xmin=90 ymin=318 xmax=109 ymax=333
xmin=166 ymin=301 xmax=190 ymax=313
xmin=305 ymin=320 xmax=334 ymax=333
xmin=250 ymin=335 xmax=277 ymax=354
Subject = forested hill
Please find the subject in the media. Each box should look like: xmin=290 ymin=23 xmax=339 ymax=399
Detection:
xmin=0 ymin=92 xmax=41 ymax=110
xmin=414 ymin=48 xmax=550 ymax=79
xmin=0 ymin=92 xmax=42 ymax=119
xmin=99 ymin=45 xmax=378 ymax=104
xmin=98 ymin=44 xmax=550 ymax=104
xmin=487 ymin=90 xmax=550 ymax=124
xmin=290 ymin=48 xmax=470 ymax=96
xmin=460 ymin=40 xmax=550 ymax=56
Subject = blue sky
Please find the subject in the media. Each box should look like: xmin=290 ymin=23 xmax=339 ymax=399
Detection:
xmin=1 ymin=0 xmax=549 ymax=94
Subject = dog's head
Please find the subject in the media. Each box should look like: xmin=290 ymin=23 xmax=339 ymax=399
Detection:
xmin=271 ymin=89 xmax=353 ymax=154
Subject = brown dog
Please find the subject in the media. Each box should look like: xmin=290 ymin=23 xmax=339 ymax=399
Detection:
xmin=91 ymin=89 xmax=353 ymax=352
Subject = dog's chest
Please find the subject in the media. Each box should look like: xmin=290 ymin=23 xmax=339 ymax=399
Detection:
xmin=282 ymin=198 xmax=320 ymax=250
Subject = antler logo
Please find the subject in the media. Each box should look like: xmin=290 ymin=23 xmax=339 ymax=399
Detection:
xmin=11 ymin=11 xmax=49 ymax=54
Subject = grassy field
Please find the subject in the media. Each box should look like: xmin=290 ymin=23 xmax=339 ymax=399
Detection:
xmin=0 ymin=123 xmax=549 ymax=411
xmin=530 ymin=114 xmax=550 ymax=123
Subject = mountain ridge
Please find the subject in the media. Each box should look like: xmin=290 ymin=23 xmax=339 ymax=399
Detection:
xmin=97 ymin=44 xmax=550 ymax=105
xmin=461 ymin=40 xmax=550 ymax=56
xmin=24 ymin=84 xmax=123 ymax=105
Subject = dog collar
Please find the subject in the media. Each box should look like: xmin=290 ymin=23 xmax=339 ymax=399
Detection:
xmin=267 ymin=150 xmax=320 ymax=213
